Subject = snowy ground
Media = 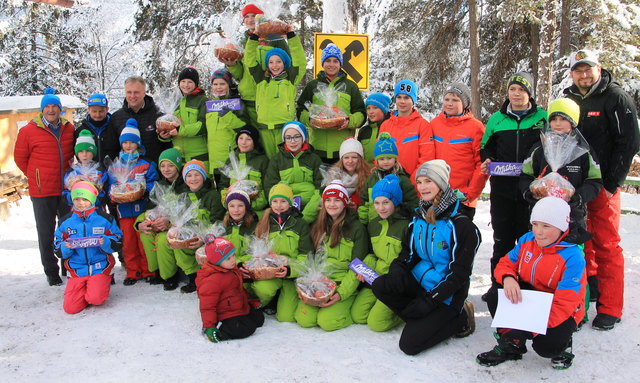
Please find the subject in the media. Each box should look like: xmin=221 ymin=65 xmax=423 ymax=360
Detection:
xmin=1 ymin=197 xmax=639 ymax=382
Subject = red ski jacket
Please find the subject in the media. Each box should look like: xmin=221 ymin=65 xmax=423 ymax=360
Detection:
xmin=196 ymin=262 xmax=250 ymax=328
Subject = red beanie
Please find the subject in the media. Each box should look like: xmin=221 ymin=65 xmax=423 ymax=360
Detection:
xmin=242 ymin=4 xmax=263 ymax=17
xmin=322 ymin=180 xmax=350 ymax=207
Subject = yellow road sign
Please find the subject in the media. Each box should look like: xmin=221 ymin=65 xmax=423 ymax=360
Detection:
xmin=313 ymin=33 xmax=370 ymax=90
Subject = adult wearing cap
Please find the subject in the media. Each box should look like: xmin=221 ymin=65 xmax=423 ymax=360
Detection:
xmin=75 ymin=93 xmax=119 ymax=165
xmin=371 ymin=160 xmax=480 ymax=355
xmin=14 ymin=88 xmax=75 ymax=286
xmin=563 ymin=49 xmax=640 ymax=330
xmin=431 ymin=82 xmax=488 ymax=219
xmin=480 ymin=72 xmax=547 ymax=300
xmin=296 ymin=43 xmax=366 ymax=163
xmin=111 ymin=75 xmax=169 ymax=164
xmin=357 ymin=92 xmax=392 ymax=164
xmin=379 ymin=80 xmax=434 ymax=182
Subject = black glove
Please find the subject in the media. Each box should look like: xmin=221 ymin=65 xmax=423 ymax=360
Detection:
xmin=523 ymin=189 xmax=537 ymax=205
xmin=218 ymin=106 xmax=231 ymax=117
xmin=569 ymin=193 xmax=583 ymax=209
xmin=401 ymin=294 xmax=436 ymax=319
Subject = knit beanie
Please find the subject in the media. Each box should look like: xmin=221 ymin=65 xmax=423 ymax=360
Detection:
xmin=71 ymin=181 xmax=98 ymax=205
xmin=339 ymin=137 xmax=364 ymax=159
xmin=322 ymin=180 xmax=350 ymax=206
xmin=321 ymin=43 xmax=343 ymax=66
xmin=236 ymin=125 xmax=261 ymax=147
xmin=269 ymin=183 xmax=293 ymax=206
xmin=372 ymin=174 xmax=403 ymax=207
xmin=374 ymin=132 xmax=399 ymax=159
xmin=281 ymin=121 xmax=308 ymax=142
xmin=182 ymin=159 xmax=208 ymax=181
xmin=178 ymin=66 xmax=200 ymax=87
xmin=158 ymin=148 xmax=184 ymax=170
xmin=120 ymin=118 xmax=142 ymax=146
xmin=87 ymin=93 xmax=108 ymax=107
xmin=394 ymin=80 xmax=418 ymax=104
xmin=530 ymin=196 xmax=570 ymax=232
xmin=415 ymin=159 xmax=451 ymax=192
xmin=508 ymin=72 xmax=534 ymax=97
xmin=242 ymin=4 xmax=263 ymax=17
xmin=40 ymin=88 xmax=62 ymax=111
xmin=211 ymin=68 xmax=233 ymax=85
xmin=75 ymin=129 xmax=97 ymax=157
xmin=444 ymin=82 xmax=471 ymax=111
xmin=226 ymin=189 xmax=251 ymax=209
xmin=205 ymin=237 xmax=236 ymax=265
xmin=547 ymin=98 xmax=580 ymax=128
xmin=365 ymin=93 xmax=391 ymax=115
xmin=265 ymin=48 xmax=292 ymax=69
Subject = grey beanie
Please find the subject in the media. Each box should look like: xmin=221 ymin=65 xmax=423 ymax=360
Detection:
xmin=508 ymin=71 xmax=534 ymax=97
xmin=444 ymin=82 xmax=471 ymax=111
xmin=415 ymin=159 xmax=451 ymax=191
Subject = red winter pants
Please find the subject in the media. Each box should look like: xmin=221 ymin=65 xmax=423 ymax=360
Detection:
xmin=120 ymin=217 xmax=153 ymax=279
xmin=584 ymin=188 xmax=624 ymax=318
xmin=63 ymin=274 xmax=112 ymax=314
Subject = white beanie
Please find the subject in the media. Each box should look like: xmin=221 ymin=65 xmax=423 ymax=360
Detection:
xmin=530 ymin=196 xmax=570 ymax=232
xmin=415 ymin=159 xmax=450 ymax=191
xmin=339 ymin=137 xmax=364 ymax=159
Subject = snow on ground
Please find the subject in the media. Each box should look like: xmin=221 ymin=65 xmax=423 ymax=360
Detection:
xmin=1 ymin=197 xmax=639 ymax=382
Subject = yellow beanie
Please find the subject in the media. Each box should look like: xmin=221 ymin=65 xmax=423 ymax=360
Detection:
xmin=269 ymin=183 xmax=293 ymax=205
xmin=548 ymin=98 xmax=580 ymax=128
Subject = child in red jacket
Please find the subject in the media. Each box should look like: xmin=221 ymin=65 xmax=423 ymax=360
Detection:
xmin=196 ymin=237 xmax=264 ymax=342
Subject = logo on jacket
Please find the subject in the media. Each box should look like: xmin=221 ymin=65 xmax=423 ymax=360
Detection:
xmin=524 ymin=251 xmax=533 ymax=263
xmin=437 ymin=241 xmax=448 ymax=250
xmin=93 ymin=227 xmax=105 ymax=235
xmin=66 ymin=228 xmax=77 ymax=235
xmin=587 ymin=111 xmax=600 ymax=117
xmin=145 ymin=124 xmax=155 ymax=131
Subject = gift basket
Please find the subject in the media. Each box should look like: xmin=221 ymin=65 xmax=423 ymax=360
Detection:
xmin=106 ymin=157 xmax=146 ymax=203
xmin=220 ymin=150 xmax=260 ymax=200
xmin=146 ymin=183 xmax=179 ymax=222
xmin=65 ymin=161 xmax=104 ymax=190
xmin=165 ymin=194 xmax=201 ymax=249
xmin=529 ymin=128 xmax=590 ymax=201
xmin=214 ymin=18 xmax=244 ymax=62
xmin=195 ymin=222 xmax=227 ymax=265
xmin=254 ymin=0 xmax=291 ymax=40
xmin=154 ymin=88 xmax=182 ymax=134
xmin=294 ymin=249 xmax=336 ymax=306
xmin=244 ymin=236 xmax=287 ymax=280
xmin=306 ymin=83 xmax=348 ymax=129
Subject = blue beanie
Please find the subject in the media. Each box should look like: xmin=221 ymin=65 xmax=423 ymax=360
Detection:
xmin=119 ymin=118 xmax=141 ymax=146
xmin=281 ymin=121 xmax=308 ymax=143
xmin=87 ymin=93 xmax=108 ymax=107
xmin=374 ymin=132 xmax=398 ymax=159
xmin=365 ymin=93 xmax=391 ymax=115
xmin=394 ymin=80 xmax=418 ymax=104
xmin=321 ymin=43 xmax=343 ymax=66
xmin=372 ymin=174 xmax=403 ymax=207
xmin=41 ymin=88 xmax=62 ymax=111
xmin=265 ymin=48 xmax=292 ymax=70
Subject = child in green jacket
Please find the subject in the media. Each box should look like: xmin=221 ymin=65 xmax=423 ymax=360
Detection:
xmin=242 ymin=184 xmax=313 ymax=323
xmin=206 ymin=69 xmax=248 ymax=176
xmin=263 ymin=122 xmax=323 ymax=223
xmin=351 ymin=174 xmax=407 ymax=331
xmin=222 ymin=189 xmax=258 ymax=265
xmin=357 ymin=93 xmax=392 ymax=164
xmin=294 ymin=180 xmax=369 ymax=331
xmin=170 ymin=160 xmax=225 ymax=293
xmin=358 ymin=133 xmax=419 ymax=224
xmin=246 ymin=31 xmax=306 ymax=158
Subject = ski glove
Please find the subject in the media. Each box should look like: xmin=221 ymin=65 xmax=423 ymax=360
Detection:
xmin=204 ymin=327 xmax=221 ymax=343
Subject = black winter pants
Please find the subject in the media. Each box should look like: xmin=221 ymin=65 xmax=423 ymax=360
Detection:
xmin=219 ymin=307 xmax=265 ymax=341
xmin=31 ymin=196 xmax=70 ymax=278
xmin=489 ymin=193 xmax=530 ymax=285
xmin=372 ymin=268 xmax=466 ymax=356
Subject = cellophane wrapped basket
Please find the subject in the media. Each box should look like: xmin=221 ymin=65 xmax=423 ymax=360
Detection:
xmin=154 ymin=88 xmax=182 ymax=134
xmin=294 ymin=250 xmax=336 ymax=306
xmin=244 ymin=236 xmax=287 ymax=280
xmin=529 ymin=129 xmax=590 ymax=201
xmin=220 ymin=150 xmax=260 ymax=200
xmin=165 ymin=194 xmax=201 ymax=249
xmin=306 ymin=83 xmax=348 ymax=129
xmin=65 ymin=161 xmax=104 ymax=190
xmin=254 ymin=0 xmax=291 ymax=40
xmin=146 ymin=183 xmax=179 ymax=223
xmin=106 ymin=157 xmax=146 ymax=203
xmin=155 ymin=114 xmax=181 ymax=134
xmin=195 ymin=222 xmax=227 ymax=265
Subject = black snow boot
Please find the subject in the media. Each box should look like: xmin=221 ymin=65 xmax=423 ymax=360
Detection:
xmin=163 ymin=273 xmax=180 ymax=291
xmin=551 ymin=339 xmax=575 ymax=370
xmin=476 ymin=333 xmax=527 ymax=367
xmin=180 ymin=273 xmax=197 ymax=293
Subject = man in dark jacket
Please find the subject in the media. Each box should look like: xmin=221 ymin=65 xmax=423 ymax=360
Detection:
xmin=110 ymin=76 xmax=170 ymax=164
xmin=563 ymin=49 xmax=640 ymax=330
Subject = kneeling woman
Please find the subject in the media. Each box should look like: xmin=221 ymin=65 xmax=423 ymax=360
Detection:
xmin=372 ymin=159 xmax=480 ymax=355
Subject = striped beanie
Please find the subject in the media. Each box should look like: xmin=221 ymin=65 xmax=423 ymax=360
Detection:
xmin=120 ymin=118 xmax=141 ymax=146
xmin=75 ymin=129 xmax=97 ymax=157
xmin=322 ymin=179 xmax=350 ymax=206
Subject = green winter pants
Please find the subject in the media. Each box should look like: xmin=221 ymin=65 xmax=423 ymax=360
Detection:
xmin=294 ymin=295 xmax=355 ymax=331
xmin=161 ymin=247 xmax=201 ymax=277
xmin=140 ymin=231 xmax=178 ymax=279
xmin=258 ymin=128 xmax=282 ymax=159
xmin=251 ymin=278 xmax=298 ymax=322
xmin=351 ymin=288 xmax=402 ymax=332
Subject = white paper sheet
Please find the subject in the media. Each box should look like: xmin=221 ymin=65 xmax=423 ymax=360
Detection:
xmin=491 ymin=289 xmax=554 ymax=335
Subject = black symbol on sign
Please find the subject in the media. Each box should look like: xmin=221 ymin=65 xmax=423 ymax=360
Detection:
xmin=320 ymin=39 xmax=365 ymax=83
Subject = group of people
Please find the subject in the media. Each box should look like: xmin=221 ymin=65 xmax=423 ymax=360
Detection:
xmin=13 ymin=2 xmax=639 ymax=369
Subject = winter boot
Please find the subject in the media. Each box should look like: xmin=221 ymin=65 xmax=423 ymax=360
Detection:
xmin=47 ymin=274 xmax=63 ymax=286
xmin=180 ymin=273 xmax=197 ymax=294
xmin=481 ymin=286 xmax=496 ymax=303
xmin=455 ymin=300 xmax=476 ymax=338
xmin=163 ymin=273 xmax=180 ymax=291
xmin=550 ymin=339 xmax=574 ymax=370
xmin=587 ymin=275 xmax=599 ymax=302
xmin=592 ymin=313 xmax=621 ymax=331
xmin=123 ymin=278 xmax=138 ymax=286
xmin=476 ymin=332 xmax=527 ymax=367
xmin=260 ymin=290 xmax=280 ymax=315
xmin=146 ymin=275 xmax=164 ymax=285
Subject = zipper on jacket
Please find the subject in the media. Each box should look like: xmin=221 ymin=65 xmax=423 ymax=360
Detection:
xmin=83 ymin=217 xmax=91 ymax=276
xmin=530 ymin=253 xmax=543 ymax=283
